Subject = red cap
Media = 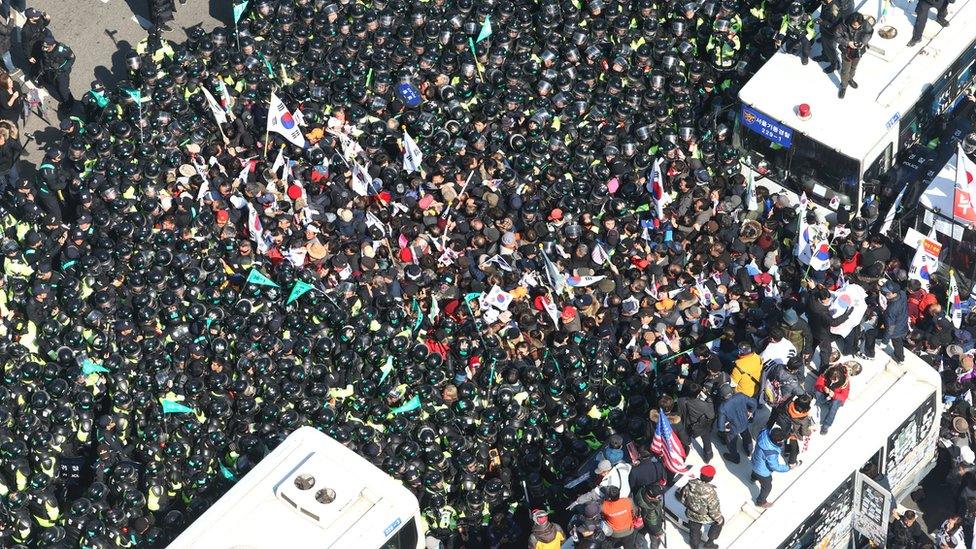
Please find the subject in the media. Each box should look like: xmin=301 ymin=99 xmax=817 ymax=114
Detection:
xmin=216 ymin=209 xmax=229 ymax=223
xmin=533 ymin=295 xmax=547 ymax=311
xmin=548 ymin=208 xmax=563 ymax=221
xmin=561 ymin=305 xmax=577 ymax=319
xmin=287 ymin=184 xmax=303 ymax=200
xmin=753 ymin=273 xmax=773 ymax=285
xmin=700 ymin=464 xmax=716 ymax=478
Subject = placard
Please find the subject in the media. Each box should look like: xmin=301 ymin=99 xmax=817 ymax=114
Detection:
xmin=852 ymin=473 xmax=892 ymax=546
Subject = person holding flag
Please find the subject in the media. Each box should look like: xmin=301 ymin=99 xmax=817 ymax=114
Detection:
xmin=266 ymin=91 xmax=306 ymax=150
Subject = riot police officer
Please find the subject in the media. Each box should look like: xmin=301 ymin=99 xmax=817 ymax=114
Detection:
xmin=37 ymin=34 xmax=75 ymax=111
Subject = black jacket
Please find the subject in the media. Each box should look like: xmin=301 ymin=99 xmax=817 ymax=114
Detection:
xmin=0 ymin=138 xmax=22 ymax=172
xmin=675 ymin=395 xmax=716 ymax=437
xmin=806 ymin=294 xmax=852 ymax=341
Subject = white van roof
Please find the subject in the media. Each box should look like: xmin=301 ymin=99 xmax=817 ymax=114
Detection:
xmin=168 ymin=426 xmax=420 ymax=549
xmin=738 ymin=0 xmax=976 ymax=163
xmin=663 ymin=351 xmax=941 ymax=548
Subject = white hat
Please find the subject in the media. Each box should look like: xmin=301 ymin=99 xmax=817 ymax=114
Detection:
xmin=959 ymin=446 xmax=975 ymax=465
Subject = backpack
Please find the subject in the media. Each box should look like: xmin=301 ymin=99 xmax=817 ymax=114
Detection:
xmin=783 ymin=325 xmax=805 ymax=356
xmin=761 ymin=372 xmax=787 ymax=407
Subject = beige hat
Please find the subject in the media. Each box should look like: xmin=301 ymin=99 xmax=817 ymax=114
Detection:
xmin=307 ymin=240 xmax=328 ymax=260
xmin=338 ymin=208 xmax=354 ymax=223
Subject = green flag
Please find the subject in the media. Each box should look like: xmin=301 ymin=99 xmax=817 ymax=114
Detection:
xmin=390 ymin=395 xmax=422 ymax=415
xmin=160 ymin=399 xmax=194 ymax=414
xmin=286 ymin=280 xmax=315 ymax=304
xmin=219 ymin=461 xmax=238 ymax=481
xmin=124 ymin=88 xmax=142 ymax=102
xmin=379 ymin=356 xmax=394 ymax=385
xmin=412 ymin=298 xmax=424 ymax=332
xmin=233 ymin=1 xmax=249 ymax=24
xmin=82 ymin=359 xmax=110 ymax=375
xmin=476 ymin=16 xmax=492 ymax=42
xmin=464 ymin=292 xmax=482 ymax=302
xmin=246 ymin=268 xmax=279 ymax=287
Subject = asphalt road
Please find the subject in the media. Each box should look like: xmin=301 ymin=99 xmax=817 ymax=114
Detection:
xmin=14 ymin=0 xmax=227 ymax=163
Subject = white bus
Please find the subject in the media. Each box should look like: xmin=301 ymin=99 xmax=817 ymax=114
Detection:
xmin=168 ymin=426 xmax=425 ymax=549
xmin=662 ymin=350 xmax=943 ymax=548
xmin=734 ymin=0 xmax=976 ymax=213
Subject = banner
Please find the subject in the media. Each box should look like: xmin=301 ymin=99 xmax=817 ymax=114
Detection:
xmin=267 ymin=91 xmax=306 ymax=148
xmin=908 ymin=236 xmax=942 ymax=289
xmin=741 ymin=105 xmax=793 ymax=148
xmin=956 ymin=143 xmax=976 ymax=203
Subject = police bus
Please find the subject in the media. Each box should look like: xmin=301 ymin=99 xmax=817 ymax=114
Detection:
xmin=733 ymin=0 xmax=976 ymax=214
xmin=168 ymin=426 xmax=425 ymax=549
xmin=662 ymin=350 xmax=943 ymax=548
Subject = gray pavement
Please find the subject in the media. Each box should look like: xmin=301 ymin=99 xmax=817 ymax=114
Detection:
xmin=14 ymin=0 xmax=227 ymax=162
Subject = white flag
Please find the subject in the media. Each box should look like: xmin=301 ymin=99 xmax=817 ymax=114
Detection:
xmin=266 ymin=91 xmax=306 ymax=148
xmin=949 ymin=269 xmax=963 ymax=329
xmin=648 ymin=158 xmax=671 ymax=220
xmin=201 ymin=86 xmax=227 ymax=126
xmin=484 ymin=285 xmax=514 ymax=311
xmin=403 ymin=130 xmax=423 ymax=174
xmin=192 ymin=158 xmax=211 ymax=202
xmin=879 ymin=184 xmax=906 ymax=236
xmin=246 ymin=203 xmax=270 ymax=253
xmin=350 ymin=161 xmax=371 ymax=196
xmin=541 ymin=295 xmax=560 ymax=327
xmin=957 ymin=142 xmax=976 ymax=201
xmin=270 ymin=148 xmax=286 ymax=177
xmin=908 ymin=236 xmax=942 ymax=290
xmin=744 ymin=169 xmax=759 ymax=211
xmin=795 ymin=193 xmax=815 ymax=265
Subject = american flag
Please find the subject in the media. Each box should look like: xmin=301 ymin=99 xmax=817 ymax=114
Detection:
xmin=651 ymin=408 xmax=690 ymax=473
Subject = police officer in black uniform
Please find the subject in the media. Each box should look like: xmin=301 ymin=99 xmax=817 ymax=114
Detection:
xmin=37 ymin=34 xmax=76 ymax=112
xmin=906 ymin=0 xmax=951 ymax=47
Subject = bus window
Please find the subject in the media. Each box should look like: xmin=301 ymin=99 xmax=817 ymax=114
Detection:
xmin=789 ymin=132 xmax=860 ymax=200
xmin=736 ymin=118 xmax=860 ymax=202
xmin=381 ymin=517 xmax=419 ymax=549
xmin=863 ymin=144 xmax=893 ymax=183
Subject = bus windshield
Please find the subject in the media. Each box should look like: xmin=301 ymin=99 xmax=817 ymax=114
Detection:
xmin=736 ymin=115 xmax=860 ymax=206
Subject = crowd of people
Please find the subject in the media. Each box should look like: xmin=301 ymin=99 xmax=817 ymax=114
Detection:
xmin=0 ymin=0 xmax=973 ymax=548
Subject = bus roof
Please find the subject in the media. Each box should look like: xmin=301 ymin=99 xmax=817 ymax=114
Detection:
xmin=738 ymin=0 xmax=976 ymax=163
xmin=663 ymin=350 xmax=942 ymax=548
xmin=168 ymin=426 xmax=420 ymax=549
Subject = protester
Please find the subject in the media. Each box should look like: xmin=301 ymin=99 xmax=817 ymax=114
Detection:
xmin=751 ymin=428 xmax=793 ymax=508
xmin=883 ymin=280 xmax=910 ymax=364
xmin=527 ymin=509 xmax=566 ymax=549
xmin=0 ymin=0 xmax=971 ymax=546
xmin=635 ymin=483 xmax=667 ymax=549
xmin=678 ymin=464 xmax=723 ymax=549
xmin=814 ymin=363 xmax=850 ymax=435
xmin=888 ymin=510 xmax=932 ymax=549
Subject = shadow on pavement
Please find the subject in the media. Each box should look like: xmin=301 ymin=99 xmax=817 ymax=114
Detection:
xmin=93 ymin=37 xmax=134 ymax=89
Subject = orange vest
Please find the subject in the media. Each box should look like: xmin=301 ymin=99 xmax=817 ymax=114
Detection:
xmin=602 ymin=498 xmax=634 ymax=532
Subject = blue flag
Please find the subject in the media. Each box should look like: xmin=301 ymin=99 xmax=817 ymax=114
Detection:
xmin=161 ymin=399 xmax=195 ymax=414
xmin=246 ymin=268 xmax=279 ymax=287
xmin=476 ymin=15 xmax=492 ymax=42
xmin=390 ymin=395 xmax=422 ymax=415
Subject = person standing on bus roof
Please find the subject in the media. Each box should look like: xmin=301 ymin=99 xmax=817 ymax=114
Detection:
xmin=750 ymin=427 xmax=794 ymax=508
xmin=837 ymin=13 xmax=874 ymax=99
xmin=814 ymin=0 xmax=853 ymax=72
xmin=776 ymin=2 xmax=816 ymax=65
xmin=906 ymin=0 xmax=950 ymax=48
xmin=677 ymin=464 xmax=723 ymax=549
xmin=882 ymin=281 xmax=909 ymax=364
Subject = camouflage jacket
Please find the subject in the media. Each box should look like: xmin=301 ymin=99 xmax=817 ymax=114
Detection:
xmin=678 ymin=479 xmax=723 ymax=524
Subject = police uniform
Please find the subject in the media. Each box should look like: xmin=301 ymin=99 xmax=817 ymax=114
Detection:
xmin=38 ymin=39 xmax=75 ymax=109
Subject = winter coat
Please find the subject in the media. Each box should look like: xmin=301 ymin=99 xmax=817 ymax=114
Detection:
xmin=751 ymin=429 xmax=790 ymax=478
xmin=678 ymin=478 xmax=723 ymax=524
xmin=675 ymin=395 xmax=716 ymax=437
xmin=717 ymin=392 xmax=756 ymax=435
xmin=815 ymin=365 xmax=850 ymax=403
xmin=883 ymin=291 xmax=909 ymax=339
xmin=732 ymin=353 xmax=763 ymax=398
